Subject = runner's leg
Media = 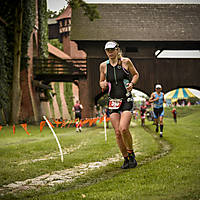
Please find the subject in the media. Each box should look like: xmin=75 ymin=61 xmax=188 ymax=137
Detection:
xmin=160 ymin=116 xmax=164 ymax=137
xmin=119 ymin=111 xmax=133 ymax=151
xmin=153 ymin=109 xmax=159 ymax=132
xmin=110 ymin=112 xmax=128 ymax=157
xmin=119 ymin=111 xmax=137 ymax=168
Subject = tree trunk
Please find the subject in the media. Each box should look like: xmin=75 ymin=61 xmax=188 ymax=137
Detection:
xmin=11 ymin=0 xmax=23 ymax=124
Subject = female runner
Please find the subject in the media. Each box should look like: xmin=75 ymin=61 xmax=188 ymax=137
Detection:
xmin=99 ymin=41 xmax=139 ymax=169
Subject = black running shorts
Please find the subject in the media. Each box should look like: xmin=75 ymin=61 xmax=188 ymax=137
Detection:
xmin=109 ymin=98 xmax=133 ymax=115
xmin=153 ymin=107 xmax=164 ymax=119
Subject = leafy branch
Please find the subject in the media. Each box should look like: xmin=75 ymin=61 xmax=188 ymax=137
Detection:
xmin=66 ymin=0 xmax=100 ymax=21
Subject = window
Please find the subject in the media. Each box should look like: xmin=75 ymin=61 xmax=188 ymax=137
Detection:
xmin=155 ymin=50 xmax=200 ymax=58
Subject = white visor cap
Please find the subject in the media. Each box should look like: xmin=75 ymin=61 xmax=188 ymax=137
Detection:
xmin=104 ymin=41 xmax=118 ymax=50
xmin=155 ymin=84 xmax=162 ymax=89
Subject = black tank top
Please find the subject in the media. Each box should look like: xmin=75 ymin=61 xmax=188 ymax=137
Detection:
xmin=74 ymin=104 xmax=81 ymax=113
xmin=106 ymin=60 xmax=130 ymax=99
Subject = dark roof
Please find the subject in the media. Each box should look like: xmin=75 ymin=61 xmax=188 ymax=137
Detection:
xmin=48 ymin=43 xmax=71 ymax=60
xmin=71 ymin=4 xmax=200 ymax=41
xmin=56 ymin=6 xmax=71 ymax=21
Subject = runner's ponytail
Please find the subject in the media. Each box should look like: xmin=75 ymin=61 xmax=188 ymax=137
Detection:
xmin=117 ymin=48 xmax=122 ymax=66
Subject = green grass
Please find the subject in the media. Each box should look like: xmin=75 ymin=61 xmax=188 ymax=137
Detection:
xmin=164 ymin=105 xmax=200 ymax=118
xmin=0 ymin=106 xmax=200 ymax=200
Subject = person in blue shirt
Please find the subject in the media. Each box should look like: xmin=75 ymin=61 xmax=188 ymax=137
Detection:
xmin=149 ymin=84 xmax=166 ymax=137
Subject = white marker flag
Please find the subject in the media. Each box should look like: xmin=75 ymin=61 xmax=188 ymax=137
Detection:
xmin=104 ymin=114 xmax=107 ymax=143
xmin=43 ymin=116 xmax=64 ymax=162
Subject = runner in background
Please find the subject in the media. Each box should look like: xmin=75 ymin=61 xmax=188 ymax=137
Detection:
xmin=172 ymin=107 xmax=177 ymax=123
xmin=72 ymin=100 xmax=83 ymax=132
xmin=149 ymin=84 xmax=166 ymax=137
xmin=140 ymin=103 xmax=147 ymax=126
xmin=99 ymin=41 xmax=139 ymax=169
xmin=133 ymin=109 xmax=139 ymax=121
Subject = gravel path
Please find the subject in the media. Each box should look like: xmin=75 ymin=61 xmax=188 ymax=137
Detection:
xmin=1 ymin=154 xmax=123 ymax=194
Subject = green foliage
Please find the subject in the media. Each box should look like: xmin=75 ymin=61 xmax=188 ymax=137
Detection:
xmin=0 ymin=24 xmax=12 ymax=124
xmin=0 ymin=1 xmax=17 ymax=124
xmin=0 ymin=1 xmax=18 ymax=24
xmin=52 ymin=82 xmax=74 ymax=119
xmin=54 ymin=82 xmax=62 ymax=116
xmin=187 ymin=97 xmax=199 ymax=105
xmin=64 ymin=82 xmax=74 ymax=117
xmin=0 ymin=0 xmax=49 ymax=124
xmin=49 ymin=39 xmax=63 ymax=51
xmin=47 ymin=9 xmax=58 ymax=18
xmin=21 ymin=0 xmax=36 ymax=70
xmin=48 ymin=96 xmax=55 ymax=119
xmin=67 ymin=0 xmax=100 ymax=21
xmin=0 ymin=0 xmax=36 ymax=71
xmin=164 ymin=105 xmax=200 ymax=118
xmin=0 ymin=0 xmax=38 ymax=124
xmin=38 ymin=0 xmax=48 ymax=58
xmin=47 ymin=7 xmax=67 ymax=19
xmin=47 ymin=0 xmax=99 ymax=21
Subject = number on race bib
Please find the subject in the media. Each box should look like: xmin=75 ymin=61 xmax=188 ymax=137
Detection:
xmin=108 ymin=99 xmax=122 ymax=109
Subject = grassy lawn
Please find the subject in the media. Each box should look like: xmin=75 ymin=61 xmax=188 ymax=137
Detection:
xmin=0 ymin=106 xmax=200 ymax=200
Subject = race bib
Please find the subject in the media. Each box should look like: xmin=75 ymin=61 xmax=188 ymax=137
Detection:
xmin=108 ymin=99 xmax=122 ymax=110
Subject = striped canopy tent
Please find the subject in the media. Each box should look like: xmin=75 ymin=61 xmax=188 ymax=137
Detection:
xmin=165 ymin=88 xmax=196 ymax=102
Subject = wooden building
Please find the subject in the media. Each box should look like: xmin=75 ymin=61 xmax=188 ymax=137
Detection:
xmin=70 ymin=3 xmax=200 ymax=117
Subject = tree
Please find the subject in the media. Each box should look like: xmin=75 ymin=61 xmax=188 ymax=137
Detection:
xmin=47 ymin=7 xmax=67 ymax=19
xmin=47 ymin=1 xmax=99 ymax=21
xmin=66 ymin=0 xmax=99 ymax=21
xmin=47 ymin=9 xmax=58 ymax=18
xmin=1 ymin=0 xmax=99 ymax=124
xmin=11 ymin=0 xmax=23 ymax=124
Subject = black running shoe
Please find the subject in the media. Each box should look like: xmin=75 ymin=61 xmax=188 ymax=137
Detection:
xmin=121 ymin=159 xmax=129 ymax=169
xmin=156 ymin=126 xmax=159 ymax=133
xmin=128 ymin=152 xmax=137 ymax=168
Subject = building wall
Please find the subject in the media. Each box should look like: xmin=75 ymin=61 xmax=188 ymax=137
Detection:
xmin=27 ymin=30 xmax=42 ymax=123
xmin=74 ymin=41 xmax=200 ymax=117
xmin=79 ymin=79 xmax=93 ymax=118
xmin=19 ymin=69 xmax=34 ymax=122
xmin=19 ymin=0 xmax=42 ymax=124
xmin=62 ymin=33 xmax=87 ymax=117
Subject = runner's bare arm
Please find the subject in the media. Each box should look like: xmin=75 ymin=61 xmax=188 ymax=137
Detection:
xmin=149 ymin=93 xmax=154 ymax=102
xmin=149 ymin=93 xmax=159 ymax=102
xmin=123 ymin=58 xmax=139 ymax=91
xmin=99 ymin=62 xmax=108 ymax=90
